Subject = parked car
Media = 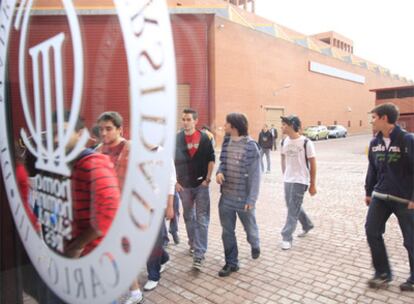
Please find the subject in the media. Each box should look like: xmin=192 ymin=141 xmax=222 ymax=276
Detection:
xmin=303 ymin=125 xmax=329 ymax=140
xmin=327 ymin=125 xmax=347 ymax=138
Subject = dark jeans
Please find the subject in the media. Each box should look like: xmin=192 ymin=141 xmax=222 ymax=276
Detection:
xmin=273 ymin=139 xmax=277 ymax=151
xmin=169 ymin=192 xmax=180 ymax=235
xmin=164 ymin=192 xmax=180 ymax=245
xmin=365 ymin=197 xmax=414 ymax=282
xmin=147 ymin=222 xmax=170 ymax=281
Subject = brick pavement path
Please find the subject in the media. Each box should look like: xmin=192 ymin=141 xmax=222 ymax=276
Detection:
xmin=139 ymin=134 xmax=414 ymax=304
xmin=23 ymin=135 xmax=414 ymax=304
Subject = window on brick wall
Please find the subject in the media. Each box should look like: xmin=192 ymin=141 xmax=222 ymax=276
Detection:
xmin=333 ymin=120 xmax=337 ymax=125
xmin=348 ymin=121 xmax=351 ymax=127
xmin=360 ymin=120 xmax=362 ymax=127
xmin=317 ymin=121 xmax=321 ymax=125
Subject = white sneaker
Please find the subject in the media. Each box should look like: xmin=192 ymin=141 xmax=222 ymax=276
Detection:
xmin=160 ymin=260 xmax=169 ymax=273
xmin=281 ymin=241 xmax=292 ymax=250
xmin=124 ymin=292 xmax=144 ymax=304
xmin=144 ymin=280 xmax=159 ymax=291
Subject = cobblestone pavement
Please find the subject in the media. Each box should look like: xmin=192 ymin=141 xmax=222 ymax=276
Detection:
xmin=138 ymin=134 xmax=414 ymax=304
xmin=23 ymin=134 xmax=414 ymax=304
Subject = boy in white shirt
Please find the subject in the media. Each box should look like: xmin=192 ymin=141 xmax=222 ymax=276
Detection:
xmin=280 ymin=115 xmax=317 ymax=250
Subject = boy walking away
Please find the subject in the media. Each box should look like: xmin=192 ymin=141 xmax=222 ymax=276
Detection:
xmin=258 ymin=124 xmax=273 ymax=173
xmin=280 ymin=115 xmax=316 ymax=250
xmin=216 ymin=113 xmax=261 ymax=277
xmin=364 ymin=103 xmax=414 ymax=291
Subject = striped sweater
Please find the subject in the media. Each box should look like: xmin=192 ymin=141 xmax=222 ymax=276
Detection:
xmin=70 ymin=151 xmax=120 ymax=256
xmin=217 ymin=136 xmax=261 ymax=207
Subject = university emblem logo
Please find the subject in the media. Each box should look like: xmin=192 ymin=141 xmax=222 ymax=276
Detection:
xmin=0 ymin=0 xmax=176 ymax=303
xmin=17 ymin=0 xmax=87 ymax=177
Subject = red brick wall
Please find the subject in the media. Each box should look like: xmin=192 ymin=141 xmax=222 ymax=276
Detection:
xmin=375 ymin=96 xmax=414 ymax=132
xmin=8 ymin=15 xmax=130 ymax=140
xmin=211 ymin=16 xmax=408 ymax=144
xmin=171 ymin=15 xmax=211 ymax=128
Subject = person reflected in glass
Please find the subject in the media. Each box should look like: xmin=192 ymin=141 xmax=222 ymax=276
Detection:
xmin=54 ymin=111 xmax=120 ymax=258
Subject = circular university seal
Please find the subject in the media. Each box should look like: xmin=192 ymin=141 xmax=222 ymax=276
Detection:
xmin=0 ymin=0 xmax=176 ymax=303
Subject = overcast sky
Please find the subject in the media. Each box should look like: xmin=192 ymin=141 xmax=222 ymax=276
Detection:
xmin=255 ymin=0 xmax=414 ymax=81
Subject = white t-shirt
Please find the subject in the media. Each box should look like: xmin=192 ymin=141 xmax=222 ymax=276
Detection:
xmin=383 ymin=137 xmax=391 ymax=149
xmin=281 ymin=135 xmax=316 ymax=185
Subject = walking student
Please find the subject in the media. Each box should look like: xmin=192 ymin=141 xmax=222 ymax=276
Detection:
xmin=175 ymin=108 xmax=215 ymax=270
xmin=364 ymin=102 xmax=414 ymax=291
xmin=96 ymin=111 xmax=143 ymax=304
xmin=270 ymin=124 xmax=278 ymax=151
xmin=258 ymin=124 xmax=273 ymax=173
xmin=216 ymin=113 xmax=261 ymax=277
xmin=280 ymin=115 xmax=316 ymax=250
xmin=144 ymin=146 xmax=176 ymax=291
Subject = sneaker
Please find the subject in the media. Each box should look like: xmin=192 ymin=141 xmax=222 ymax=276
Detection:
xmin=160 ymin=260 xmax=169 ymax=273
xmin=400 ymin=281 xmax=414 ymax=291
xmin=218 ymin=264 xmax=240 ymax=277
xmin=281 ymin=241 xmax=292 ymax=250
xmin=367 ymin=273 xmax=392 ymax=289
xmin=143 ymin=280 xmax=159 ymax=291
xmin=124 ymin=292 xmax=144 ymax=304
xmin=193 ymin=257 xmax=203 ymax=270
xmin=251 ymin=247 xmax=260 ymax=259
xmin=189 ymin=248 xmax=194 ymax=256
xmin=297 ymin=227 xmax=313 ymax=238
xmin=171 ymin=232 xmax=180 ymax=245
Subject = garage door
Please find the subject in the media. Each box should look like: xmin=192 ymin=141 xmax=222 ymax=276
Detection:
xmin=265 ymin=107 xmax=284 ymax=138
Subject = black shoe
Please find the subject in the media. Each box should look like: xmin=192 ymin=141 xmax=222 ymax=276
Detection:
xmin=400 ymin=281 xmax=414 ymax=291
xmin=367 ymin=273 xmax=392 ymax=289
xmin=251 ymin=248 xmax=260 ymax=259
xmin=218 ymin=264 xmax=239 ymax=277
xmin=171 ymin=232 xmax=180 ymax=245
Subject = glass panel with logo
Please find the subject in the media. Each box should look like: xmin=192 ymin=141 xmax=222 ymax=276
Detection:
xmin=0 ymin=0 xmax=176 ymax=303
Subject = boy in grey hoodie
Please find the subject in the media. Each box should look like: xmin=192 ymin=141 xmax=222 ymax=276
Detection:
xmin=216 ymin=113 xmax=261 ymax=277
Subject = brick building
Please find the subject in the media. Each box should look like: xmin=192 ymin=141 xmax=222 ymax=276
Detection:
xmin=370 ymin=85 xmax=414 ymax=132
xmin=169 ymin=0 xmax=411 ymax=144
xmin=7 ymin=0 xmax=411 ymax=144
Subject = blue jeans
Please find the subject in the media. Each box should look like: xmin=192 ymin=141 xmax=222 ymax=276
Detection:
xmin=260 ymin=148 xmax=271 ymax=171
xmin=179 ymin=184 xmax=210 ymax=259
xmin=147 ymin=222 xmax=170 ymax=281
xmin=219 ymin=196 xmax=260 ymax=267
xmin=281 ymin=183 xmax=313 ymax=242
xmin=365 ymin=197 xmax=414 ymax=282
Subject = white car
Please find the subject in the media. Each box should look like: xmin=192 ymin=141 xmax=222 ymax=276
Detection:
xmin=327 ymin=125 xmax=347 ymax=138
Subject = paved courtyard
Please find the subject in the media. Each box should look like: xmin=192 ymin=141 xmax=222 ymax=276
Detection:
xmin=22 ymin=134 xmax=414 ymax=304
xmin=139 ymin=134 xmax=414 ymax=304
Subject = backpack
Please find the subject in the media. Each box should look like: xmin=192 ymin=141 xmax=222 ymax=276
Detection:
xmin=281 ymin=137 xmax=310 ymax=169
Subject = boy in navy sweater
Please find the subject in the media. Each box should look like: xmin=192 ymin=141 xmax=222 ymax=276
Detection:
xmin=365 ymin=103 xmax=414 ymax=291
